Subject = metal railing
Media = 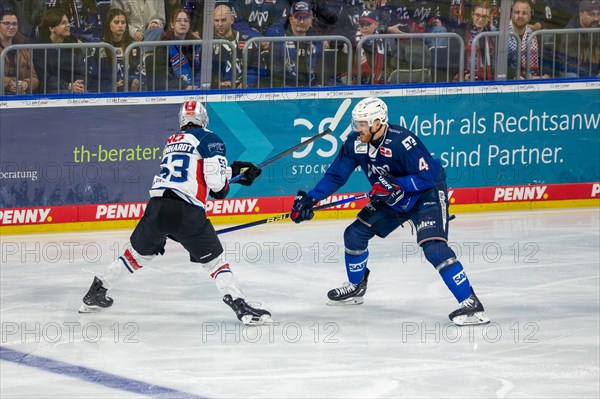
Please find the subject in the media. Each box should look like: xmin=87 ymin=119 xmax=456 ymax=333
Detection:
xmin=242 ymin=35 xmax=353 ymax=88
xmin=2 ymin=29 xmax=599 ymax=96
xmin=356 ymin=32 xmax=464 ymax=84
xmin=123 ymin=39 xmax=238 ymax=92
xmin=468 ymin=31 xmax=521 ymax=82
xmin=1 ymin=42 xmax=117 ymax=95
xmin=527 ymin=28 xmax=600 ymax=79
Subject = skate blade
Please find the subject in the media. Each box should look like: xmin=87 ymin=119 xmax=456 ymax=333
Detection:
xmin=326 ymin=297 xmax=364 ymax=306
xmin=241 ymin=314 xmax=273 ymax=326
xmin=452 ymin=311 xmax=490 ymax=326
xmin=78 ymin=303 xmax=103 ymax=313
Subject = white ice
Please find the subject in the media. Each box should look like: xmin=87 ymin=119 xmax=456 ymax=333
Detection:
xmin=1 ymin=208 xmax=599 ymax=398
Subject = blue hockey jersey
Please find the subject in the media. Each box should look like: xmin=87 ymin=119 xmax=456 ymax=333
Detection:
xmin=308 ymin=123 xmax=441 ymax=212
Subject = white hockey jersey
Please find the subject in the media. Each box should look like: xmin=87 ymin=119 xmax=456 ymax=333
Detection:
xmin=149 ymin=127 xmax=230 ymax=209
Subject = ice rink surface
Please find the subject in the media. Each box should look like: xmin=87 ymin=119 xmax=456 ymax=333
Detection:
xmin=1 ymin=208 xmax=599 ymax=399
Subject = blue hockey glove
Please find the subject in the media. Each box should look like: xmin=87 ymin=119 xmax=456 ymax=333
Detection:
xmin=369 ymin=174 xmax=405 ymax=207
xmin=291 ymin=190 xmax=317 ymax=223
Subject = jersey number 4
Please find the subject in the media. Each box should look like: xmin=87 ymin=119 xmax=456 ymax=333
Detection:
xmin=160 ymin=154 xmax=190 ymax=182
xmin=419 ymin=157 xmax=429 ymax=171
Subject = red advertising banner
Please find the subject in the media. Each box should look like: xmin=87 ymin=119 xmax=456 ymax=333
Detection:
xmin=1 ymin=183 xmax=598 ymax=230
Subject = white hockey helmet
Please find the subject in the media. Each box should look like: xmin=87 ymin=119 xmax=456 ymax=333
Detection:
xmin=351 ymin=97 xmax=388 ymax=130
xmin=179 ymin=100 xmax=209 ymax=129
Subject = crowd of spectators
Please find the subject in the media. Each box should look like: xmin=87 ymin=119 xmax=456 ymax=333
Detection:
xmin=0 ymin=0 xmax=598 ymax=94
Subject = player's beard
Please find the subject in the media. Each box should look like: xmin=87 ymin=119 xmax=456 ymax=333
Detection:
xmin=358 ymin=130 xmax=372 ymax=143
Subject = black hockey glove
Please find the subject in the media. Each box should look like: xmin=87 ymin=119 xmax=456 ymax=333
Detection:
xmin=231 ymin=161 xmax=262 ymax=186
xmin=369 ymin=173 xmax=405 ymax=207
xmin=209 ymin=181 xmax=230 ymax=199
xmin=291 ymin=190 xmax=317 ymax=224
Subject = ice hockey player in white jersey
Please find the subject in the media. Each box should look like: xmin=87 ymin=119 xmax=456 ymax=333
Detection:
xmin=79 ymin=101 xmax=271 ymax=325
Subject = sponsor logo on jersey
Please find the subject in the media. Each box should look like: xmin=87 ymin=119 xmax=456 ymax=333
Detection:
xmin=349 ymin=259 xmax=367 ymax=272
xmin=207 ymin=142 xmax=225 ymax=153
xmin=0 ymin=208 xmax=51 ymax=224
xmin=96 ymin=204 xmax=146 ymax=220
xmin=401 ymin=136 xmax=417 ymax=150
xmin=167 ymin=133 xmax=185 ymax=144
xmin=416 ymin=220 xmax=436 ymax=232
xmin=439 ymin=190 xmax=447 ymax=231
xmin=453 ymin=270 xmax=467 ymax=286
xmin=354 ymin=141 xmax=368 ymax=154
xmin=380 ymin=146 xmax=392 ymax=157
xmin=493 ymin=185 xmax=547 ymax=202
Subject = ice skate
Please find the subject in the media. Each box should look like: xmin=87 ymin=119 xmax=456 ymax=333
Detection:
xmin=327 ymin=268 xmax=370 ymax=306
xmin=223 ymin=295 xmax=272 ymax=326
xmin=79 ymin=277 xmax=113 ymax=313
xmin=449 ymin=287 xmax=490 ymax=326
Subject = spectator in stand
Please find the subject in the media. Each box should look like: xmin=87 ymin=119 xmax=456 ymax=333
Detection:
xmin=528 ymin=1 xmax=578 ymax=76
xmin=165 ymin=0 xmax=184 ymax=27
xmin=325 ymin=0 xmax=365 ymax=41
xmin=0 ymin=10 xmax=39 ymax=94
xmin=559 ymin=0 xmax=599 ymax=78
xmin=458 ymin=0 xmax=494 ymax=81
xmin=187 ymin=0 xmax=232 ymax=37
xmin=146 ymin=8 xmax=199 ymax=91
xmin=264 ymin=1 xmax=323 ymax=87
xmin=362 ymin=0 xmax=405 ymax=34
xmin=110 ymin=0 xmax=165 ymax=42
xmin=508 ymin=0 xmax=547 ymax=79
xmin=353 ymin=10 xmax=391 ymax=84
xmin=309 ymin=0 xmax=364 ymax=85
xmin=33 ymin=7 xmax=87 ymax=93
xmin=212 ymin=4 xmax=263 ymax=88
xmin=45 ymin=0 xmax=102 ymax=42
xmin=0 ymin=0 xmax=43 ymax=38
xmin=88 ymin=8 xmax=140 ymax=92
xmin=286 ymin=0 xmax=340 ymax=36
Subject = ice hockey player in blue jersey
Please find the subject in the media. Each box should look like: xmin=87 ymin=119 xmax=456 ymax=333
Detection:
xmin=79 ymin=101 xmax=271 ymax=325
xmin=291 ymin=97 xmax=489 ymax=326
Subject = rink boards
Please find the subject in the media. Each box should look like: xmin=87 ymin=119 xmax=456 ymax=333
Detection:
xmin=1 ymin=81 xmax=599 ymax=233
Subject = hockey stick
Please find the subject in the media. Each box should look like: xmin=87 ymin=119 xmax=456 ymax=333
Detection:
xmin=229 ymin=98 xmax=352 ymax=184
xmin=216 ymin=193 xmax=368 ymax=235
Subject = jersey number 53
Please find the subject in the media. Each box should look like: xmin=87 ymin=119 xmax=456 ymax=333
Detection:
xmin=160 ymin=154 xmax=190 ymax=182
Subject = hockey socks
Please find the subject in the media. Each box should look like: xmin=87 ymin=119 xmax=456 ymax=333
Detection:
xmin=202 ymin=260 xmax=244 ymax=300
xmin=100 ymin=247 xmax=155 ymax=289
xmin=345 ymin=249 xmax=369 ymax=284
xmin=437 ymin=259 xmax=472 ymax=303
xmin=79 ymin=247 xmax=155 ymax=313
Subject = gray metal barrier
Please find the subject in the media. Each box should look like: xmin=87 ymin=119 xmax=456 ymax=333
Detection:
xmin=527 ymin=28 xmax=600 ymax=79
xmin=1 ymin=42 xmax=117 ymax=95
xmin=356 ymin=32 xmax=464 ymax=84
xmin=3 ymin=30 xmax=598 ymax=96
xmin=469 ymin=31 xmax=521 ymax=82
xmin=242 ymin=35 xmax=353 ymax=89
xmin=123 ymin=39 xmax=237 ymax=92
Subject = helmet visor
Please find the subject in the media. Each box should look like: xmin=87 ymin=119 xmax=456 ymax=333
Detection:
xmin=351 ymin=118 xmax=371 ymax=131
